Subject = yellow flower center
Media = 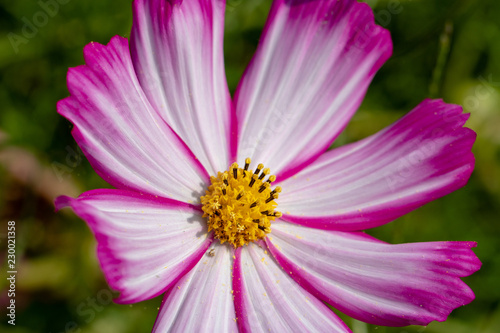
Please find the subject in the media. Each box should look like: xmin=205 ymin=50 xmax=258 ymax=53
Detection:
xmin=201 ymin=158 xmax=282 ymax=248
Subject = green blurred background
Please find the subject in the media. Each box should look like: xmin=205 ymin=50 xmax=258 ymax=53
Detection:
xmin=1 ymin=0 xmax=499 ymax=332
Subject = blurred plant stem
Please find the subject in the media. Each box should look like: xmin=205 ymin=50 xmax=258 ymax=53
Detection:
xmin=430 ymin=21 xmax=453 ymax=98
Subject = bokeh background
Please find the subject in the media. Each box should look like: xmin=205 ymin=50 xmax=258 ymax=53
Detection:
xmin=1 ymin=0 xmax=499 ymax=332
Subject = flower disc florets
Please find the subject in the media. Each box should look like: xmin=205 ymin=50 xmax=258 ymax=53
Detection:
xmin=201 ymin=158 xmax=282 ymax=248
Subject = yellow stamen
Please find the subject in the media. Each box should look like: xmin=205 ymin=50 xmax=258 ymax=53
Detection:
xmin=259 ymin=168 xmax=270 ymax=180
xmin=201 ymin=158 xmax=282 ymax=248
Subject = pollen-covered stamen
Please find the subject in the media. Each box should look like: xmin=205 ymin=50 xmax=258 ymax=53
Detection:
xmin=236 ymin=190 xmax=245 ymax=200
xmin=200 ymin=158 xmax=282 ymax=248
xmin=243 ymin=157 xmax=251 ymax=177
xmin=254 ymin=163 xmax=264 ymax=176
xmin=249 ymin=174 xmax=258 ymax=187
xmin=258 ymin=182 xmax=270 ymax=193
xmin=258 ymin=225 xmax=269 ymax=232
xmin=261 ymin=210 xmax=282 ymax=217
xmin=231 ymin=163 xmax=238 ymax=179
xmin=266 ymin=195 xmax=277 ymax=204
xmin=259 ymin=168 xmax=270 ymax=180
xmin=269 ymin=186 xmax=282 ymax=197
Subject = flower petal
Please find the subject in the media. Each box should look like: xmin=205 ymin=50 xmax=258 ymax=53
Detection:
xmin=152 ymin=244 xmax=237 ymax=332
xmin=233 ymin=242 xmax=351 ymax=333
xmin=267 ymin=222 xmax=481 ymax=326
xmin=130 ymin=0 xmax=235 ymax=174
xmin=278 ymin=99 xmax=476 ymax=231
xmin=58 ymin=36 xmax=209 ymax=203
xmin=55 ymin=189 xmax=212 ymax=304
xmin=235 ymin=0 xmax=392 ymax=179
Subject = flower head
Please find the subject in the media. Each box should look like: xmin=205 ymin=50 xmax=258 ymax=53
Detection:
xmin=56 ymin=0 xmax=481 ymax=331
xmin=201 ymin=159 xmax=279 ymax=247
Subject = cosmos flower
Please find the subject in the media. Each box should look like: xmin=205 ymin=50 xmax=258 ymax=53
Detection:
xmin=55 ymin=0 xmax=481 ymax=331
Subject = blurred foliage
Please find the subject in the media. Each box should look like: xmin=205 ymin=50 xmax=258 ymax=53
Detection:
xmin=1 ymin=0 xmax=499 ymax=332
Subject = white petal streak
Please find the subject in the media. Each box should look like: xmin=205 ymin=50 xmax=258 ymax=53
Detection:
xmin=153 ymin=244 xmax=237 ymax=333
xmin=55 ymin=189 xmax=212 ymax=304
xmin=233 ymin=243 xmax=350 ymax=333
xmin=131 ymin=0 xmax=234 ymax=174
xmin=235 ymin=0 xmax=392 ymax=179
xmin=267 ymin=222 xmax=481 ymax=326
xmin=58 ymin=36 xmax=209 ymax=203
xmin=278 ymin=99 xmax=475 ymax=231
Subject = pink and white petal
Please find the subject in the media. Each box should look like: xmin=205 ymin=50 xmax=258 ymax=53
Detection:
xmin=235 ymin=0 xmax=392 ymax=179
xmin=233 ymin=242 xmax=351 ymax=333
xmin=58 ymin=36 xmax=209 ymax=203
xmin=278 ymin=99 xmax=476 ymax=231
xmin=130 ymin=0 xmax=235 ymax=174
xmin=267 ymin=222 xmax=481 ymax=327
xmin=153 ymin=243 xmax=237 ymax=332
xmin=55 ymin=189 xmax=212 ymax=304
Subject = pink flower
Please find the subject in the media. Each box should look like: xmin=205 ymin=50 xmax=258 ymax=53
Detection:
xmin=55 ymin=0 xmax=481 ymax=331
